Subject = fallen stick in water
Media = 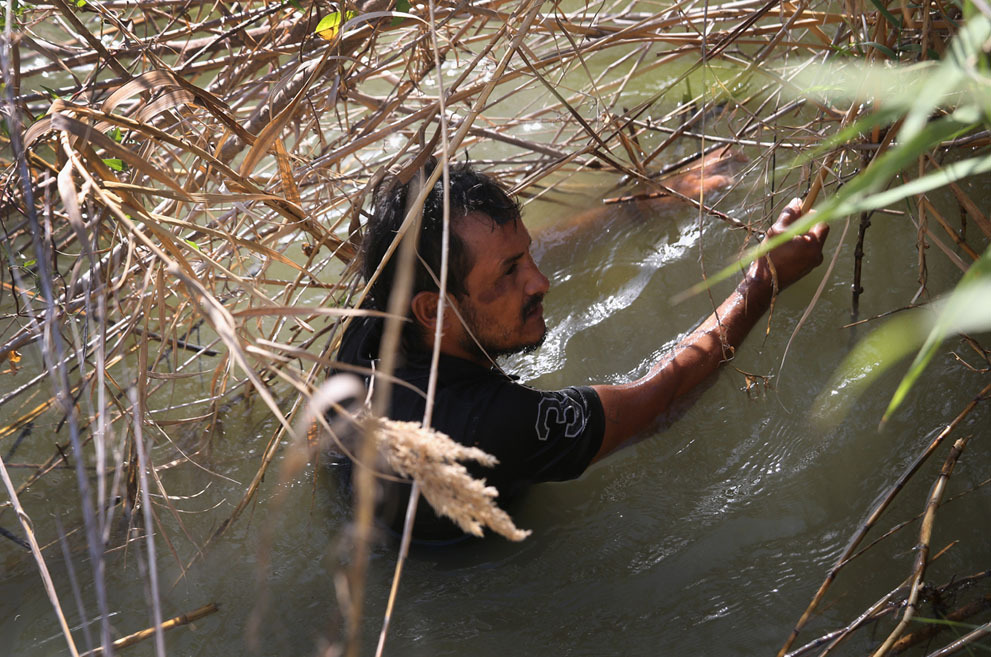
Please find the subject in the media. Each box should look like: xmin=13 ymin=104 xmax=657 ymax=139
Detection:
xmin=79 ymin=603 xmax=219 ymax=657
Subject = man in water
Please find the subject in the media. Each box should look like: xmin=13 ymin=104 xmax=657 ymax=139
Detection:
xmin=337 ymin=157 xmax=829 ymax=539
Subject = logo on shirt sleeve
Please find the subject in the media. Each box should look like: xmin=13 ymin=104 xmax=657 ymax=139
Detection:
xmin=535 ymin=391 xmax=588 ymax=441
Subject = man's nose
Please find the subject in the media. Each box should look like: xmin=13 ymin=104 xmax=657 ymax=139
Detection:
xmin=525 ymin=261 xmax=550 ymax=297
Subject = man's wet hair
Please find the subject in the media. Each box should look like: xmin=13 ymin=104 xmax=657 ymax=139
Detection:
xmin=361 ymin=157 xmax=521 ymax=349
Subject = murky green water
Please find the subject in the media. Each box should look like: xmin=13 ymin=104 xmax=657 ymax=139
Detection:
xmin=3 ymin=163 xmax=989 ymax=656
xmin=3 ymin=8 xmax=991 ymax=653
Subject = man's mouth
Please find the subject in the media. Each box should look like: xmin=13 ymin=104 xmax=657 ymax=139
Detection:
xmin=522 ymin=295 xmax=544 ymax=322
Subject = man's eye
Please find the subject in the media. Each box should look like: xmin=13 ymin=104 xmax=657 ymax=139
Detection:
xmin=505 ymin=263 xmax=517 ymax=276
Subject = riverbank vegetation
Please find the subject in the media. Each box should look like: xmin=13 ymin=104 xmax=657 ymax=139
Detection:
xmin=1 ymin=0 xmax=988 ymax=655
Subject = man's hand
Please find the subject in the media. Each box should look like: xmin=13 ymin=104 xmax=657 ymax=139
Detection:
xmin=748 ymin=197 xmax=830 ymax=292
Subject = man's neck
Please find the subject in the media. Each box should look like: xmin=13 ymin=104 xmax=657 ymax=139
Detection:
xmin=416 ymin=336 xmax=490 ymax=368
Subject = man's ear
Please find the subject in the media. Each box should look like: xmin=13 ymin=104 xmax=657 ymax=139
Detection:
xmin=410 ymin=291 xmax=440 ymax=331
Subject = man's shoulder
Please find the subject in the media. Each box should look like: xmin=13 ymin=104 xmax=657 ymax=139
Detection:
xmin=337 ymin=315 xmax=382 ymax=370
xmin=395 ymin=356 xmax=517 ymax=435
xmin=335 ymin=315 xmax=513 ymax=420
xmin=335 ymin=316 xmax=604 ymax=481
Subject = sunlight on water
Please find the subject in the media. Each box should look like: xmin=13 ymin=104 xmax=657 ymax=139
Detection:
xmin=3 ymin=33 xmax=990 ymax=657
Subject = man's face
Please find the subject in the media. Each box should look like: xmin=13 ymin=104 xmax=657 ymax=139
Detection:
xmin=454 ymin=213 xmax=550 ymax=361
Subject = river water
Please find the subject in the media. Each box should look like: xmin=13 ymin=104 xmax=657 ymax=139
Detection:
xmin=3 ymin=161 xmax=989 ymax=656
xmin=2 ymin=15 xmax=991 ymax=656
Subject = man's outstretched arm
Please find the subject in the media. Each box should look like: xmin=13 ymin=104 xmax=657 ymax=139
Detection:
xmin=590 ymin=198 xmax=830 ymax=463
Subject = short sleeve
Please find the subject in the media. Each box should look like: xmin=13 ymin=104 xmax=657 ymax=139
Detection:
xmin=464 ymin=382 xmax=605 ymax=493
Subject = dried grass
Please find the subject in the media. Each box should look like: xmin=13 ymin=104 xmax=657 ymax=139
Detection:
xmin=0 ymin=0 xmax=988 ymax=655
xmin=368 ymin=416 xmax=530 ymax=541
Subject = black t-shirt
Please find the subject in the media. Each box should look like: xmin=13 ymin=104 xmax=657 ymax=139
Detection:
xmin=336 ymin=315 xmax=606 ymax=539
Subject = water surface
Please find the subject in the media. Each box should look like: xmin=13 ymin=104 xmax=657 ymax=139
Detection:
xmin=5 ymin=164 xmax=989 ymax=657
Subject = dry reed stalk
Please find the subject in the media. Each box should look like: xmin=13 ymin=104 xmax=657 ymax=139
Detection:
xmin=845 ymin=477 xmax=991 ymax=568
xmin=777 ymin=381 xmax=991 ymax=657
xmin=776 ymin=215 xmax=849 ymax=377
xmin=786 ymin=574 xmax=911 ymax=657
xmin=0 ymin=453 xmax=80 ymax=657
xmin=77 ymin=603 xmax=219 ymax=657
xmin=129 ymin=385 xmax=167 ymax=657
xmin=801 ymin=99 xmax=862 ymax=214
xmin=785 ymin=544 xmax=981 ymax=657
xmin=923 ymin=620 xmax=991 ymax=657
xmin=365 ymin=7 xmax=548 ymax=655
xmin=2 ymin=0 xmax=987 ymax=654
xmin=869 ymin=437 xmax=970 ymax=657
xmin=889 ymin=594 xmax=991 ymax=654
xmin=375 ymin=2 xmax=456 ymax=651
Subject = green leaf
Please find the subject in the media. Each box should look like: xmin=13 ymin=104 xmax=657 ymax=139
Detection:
xmin=0 ymin=0 xmax=29 ymax=28
xmin=911 ymin=616 xmax=986 ymax=630
xmin=868 ymin=0 xmax=902 ymax=29
xmin=184 ymin=239 xmax=201 ymax=252
xmin=901 ymin=15 xmax=991 ymax=141
xmin=675 ymin=111 xmax=978 ymax=302
xmin=315 ymin=11 xmax=355 ymax=40
xmin=102 ymin=158 xmax=126 ymax=172
xmin=814 ymin=247 xmax=991 ymax=429
xmin=881 ymin=246 xmax=991 ymax=425
xmin=786 ymin=106 xmax=906 ymax=170
xmin=838 ymin=151 xmax=991 ymax=218
xmin=392 ymin=0 xmax=410 ymax=26
xmin=813 ymin=310 xmax=926 ymax=425
xmin=856 ymin=41 xmax=898 ymax=60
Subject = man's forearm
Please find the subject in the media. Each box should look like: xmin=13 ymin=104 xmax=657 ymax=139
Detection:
xmin=590 ymin=198 xmax=828 ymax=463
xmin=658 ymin=268 xmax=774 ymax=401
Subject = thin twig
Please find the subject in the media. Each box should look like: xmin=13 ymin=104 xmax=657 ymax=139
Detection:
xmin=78 ymin=603 xmax=219 ymax=657
xmin=777 ymin=381 xmax=991 ymax=657
xmin=870 ymin=437 xmax=970 ymax=657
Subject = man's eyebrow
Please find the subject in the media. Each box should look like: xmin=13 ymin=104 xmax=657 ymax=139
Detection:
xmin=498 ymin=236 xmax=532 ymax=268
xmin=501 ymin=251 xmax=525 ymax=268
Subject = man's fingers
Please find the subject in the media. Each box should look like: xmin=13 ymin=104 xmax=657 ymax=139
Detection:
xmin=768 ymin=197 xmax=804 ymax=236
xmin=771 ymin=199 xmax=830 ymax=246
xmin=811 ymin=220 xmax=830 ymax=244
xmin=780 ymin=197 xmax=804 ymax=223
